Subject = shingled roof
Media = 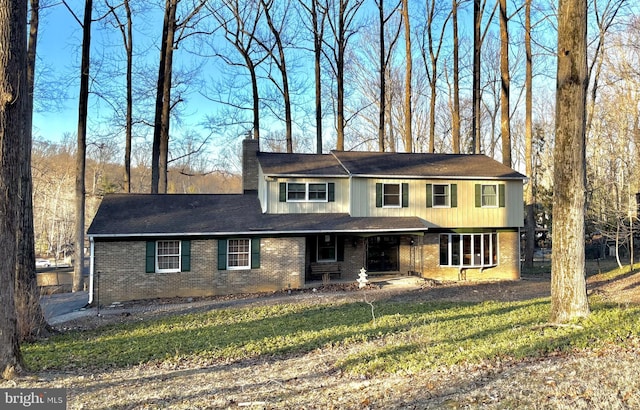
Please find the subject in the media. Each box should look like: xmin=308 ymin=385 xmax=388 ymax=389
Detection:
xmin=331 ymin=151 xmax=526 ymax=180
xmin=87 ymin=194 xmax=428 ymax=237
xmin=257 ymin=150 xmax=526 ymax=180
xmin=257 ymin=152 xmax=348 ymax=177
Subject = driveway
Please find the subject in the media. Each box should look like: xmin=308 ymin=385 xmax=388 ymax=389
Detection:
xmin=40 ymin=291 xmax=91 ymax=324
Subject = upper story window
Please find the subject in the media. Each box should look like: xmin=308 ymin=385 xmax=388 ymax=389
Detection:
xmin=375 ymin=183 xmax=409 ymax=208
xmin=287 ymin=183 xmax=307 ymax=200
xmin=280 ymin=182 xmax=335 ymax=203
xmin=426 ymin=183 xmax=457 ymax=208
xmin=383 ymin=183 xmax=401 ymax=207
xmin=475 ymin=184 xmax=505 ymax=208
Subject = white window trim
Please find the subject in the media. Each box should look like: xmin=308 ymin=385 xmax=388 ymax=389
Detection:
xmin=382 ymin=183 xmax=402 ymax=208
xmin=432 ymin=184 xmax=451 ymax=208
xmin=287 ymin=182 xmax=328 ymax=203
xmin=440 ymin=233 xmax=498 ymax=268
xmin=156 ymin=240 xmax=181 ymax=273
xmin=481 ymin=184 xmax=499 ymax=208
xmin=227 ymin=238 xmax=252 ymax=270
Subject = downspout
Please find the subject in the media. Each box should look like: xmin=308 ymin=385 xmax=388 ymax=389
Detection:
xmin=88 ymin=236 xmax=94 ymax=304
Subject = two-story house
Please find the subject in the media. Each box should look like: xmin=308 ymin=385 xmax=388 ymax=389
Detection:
xmin=87 ymin=139 xmax=526 ymax=304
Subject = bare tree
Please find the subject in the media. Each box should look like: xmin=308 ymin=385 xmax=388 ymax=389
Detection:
xmin=400 ymin=0 xmax=411 ymax=152
xmin=297 ymin=0 xmax=328 ymax=153
xmin=209 ymin=0 xmax=267 ymax=144
xmin=551 ymin=0 xmax=590 ymax=322
xmin=523 ymin=0 xmax=535 ymax=268
xmin=472 ymin=0 xmax=497 ymax=154
xmin=499 ymin=0 xmax=510 ymax=166
xmin=374 ymin=0 xmax=401 ymax=152
xmin=151 ymin=0 xmax=208 ymax=193
xmin=298 ymin=0 xmax=328 ymax=153
xmin=419 ymin=0 xmax=450 ymax=153
xmin=71 ymin=0 xmax=93 ymax=292
xmin=0 ymin=0 xmax=27 ymax=379
xmin=15 ymin=0 xmax=51 ymax=341
xmin=260 ymin=0 xmax=294 ymax=153
xmin=324 ymin=0 xmax=365 ymax=151
xmin=451 ymin=0 xmax=461 ymax=153
xmin=151 ymin=0 xmax=177 ymax=194
xmin=106 ymin=0 xmax=133 ymax=192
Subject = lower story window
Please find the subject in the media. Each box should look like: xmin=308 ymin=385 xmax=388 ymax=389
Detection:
xmin=439 ymin=233 xmax=497 ymax=268
xmin=157 ymin=240 xmax=181 ymax=272
xmin=228 ymin=239 xmax=251 ymax=269
xmin=317 ymin=235 xmax=336 ymax=261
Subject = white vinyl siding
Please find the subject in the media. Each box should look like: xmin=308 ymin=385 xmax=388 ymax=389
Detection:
xmin=350 ymin=178 xmax=523 ymax=228
xmin=262 ymin=176 xmax=349 ymax=213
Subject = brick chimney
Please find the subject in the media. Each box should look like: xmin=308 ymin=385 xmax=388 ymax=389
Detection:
xmin=242 ymin=138 xmax=260 ymax=193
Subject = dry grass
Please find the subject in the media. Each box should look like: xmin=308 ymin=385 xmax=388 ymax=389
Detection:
xmin=3 ymin=267 xmax=640 ymax=409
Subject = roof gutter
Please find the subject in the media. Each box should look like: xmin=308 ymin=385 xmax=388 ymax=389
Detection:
xmin=87 ymin=226 xmax=429 ymax=239
xmin=350 ymin=174 xmax=526 ymax=180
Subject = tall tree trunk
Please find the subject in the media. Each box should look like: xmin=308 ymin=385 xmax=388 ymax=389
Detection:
xmin=261 ymin=0 xmax=292 ymax=153
xmin=499 ymin=0 xmax=510 ymax=167
xmin=523 ymin=0 xmax=535 ymax=268
xmin=124 ymin=0 xmax=132 ymax=192
xmin=401 ymin=0 xmax=412 ymax=153
xmin=74 ymin=0 xmax=92 ymax=292
xmin=451 ymin=0 xmax=460 ymax=153
xmin=312 ymin=0 xmax=324 ymax=154
xmin=336 ymin=14 xmax=345 ymax=151
xmin=378 ymin=0 xmax=385 ymax=152
xmin=472 ymin=0 xmax=481 ymax=154
xmin=0 ymin=0 xmax=27 ymax=379
xmin=551 ymin=0 xmax=590 ymax=322
xmin=16 ymin=0 xmax=50 ymax=341
xmin=152 ymin=0 xmax=176 ymax=194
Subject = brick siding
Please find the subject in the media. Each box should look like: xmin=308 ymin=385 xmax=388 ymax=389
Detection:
xmin=93 ymin=237 xmax=305 ymax=305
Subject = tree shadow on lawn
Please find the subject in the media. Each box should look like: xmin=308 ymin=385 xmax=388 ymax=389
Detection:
xmin=24 ymin=298 xmax=548 ymax=373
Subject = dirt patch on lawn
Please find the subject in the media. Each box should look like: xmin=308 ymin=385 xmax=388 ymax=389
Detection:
xmin=4 ymin=272 xmax=640 ymax=409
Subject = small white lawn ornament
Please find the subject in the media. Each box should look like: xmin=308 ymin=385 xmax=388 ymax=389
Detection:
xmin=357 ymin=267 xmax=369 ymax=289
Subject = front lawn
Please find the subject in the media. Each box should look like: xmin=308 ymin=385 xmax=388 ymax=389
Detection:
xmin=24 ymin=295 xmax=640 ymax=376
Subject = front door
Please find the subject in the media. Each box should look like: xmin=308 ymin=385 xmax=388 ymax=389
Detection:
xmin=366 ymin=236 xmax=399 ymax=272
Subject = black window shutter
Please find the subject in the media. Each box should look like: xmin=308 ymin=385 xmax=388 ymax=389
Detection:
xmin=337 ymin=236 xmax=345 ymax=261
xmin=475 ymin=184 xmax=481 ymax=207
xmin=402 ymin=183 xmax=409 ymax=207
xmin=309 ymin=236 xmax=317 ymax=262
xmin=375 ymin=183 xmax=382 ymax=207
xmin=426 ymin=184 xmax=433 ymax=208
xmin=279 ymin=183 xmax=286 ymax=202
xmin=251 ymin=238 xmax=260 ymax=268
xmin=451 ymin=184 xmax=457 ymax=208
xmin=145 ymin=241 xmax=155 ymax=273
xmin=217 ymin=239 xmax=227 ymax=270
xmin=181 ymin=240 xmax=191 ymax=271
xmin=499 ymin=184 xmax=506 ymax=207
xmin=328 ymin=183 xmax=335 ymax=202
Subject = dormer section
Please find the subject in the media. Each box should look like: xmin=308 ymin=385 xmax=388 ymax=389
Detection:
xmin=257 ymin=152 xmax=350 ymax=214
